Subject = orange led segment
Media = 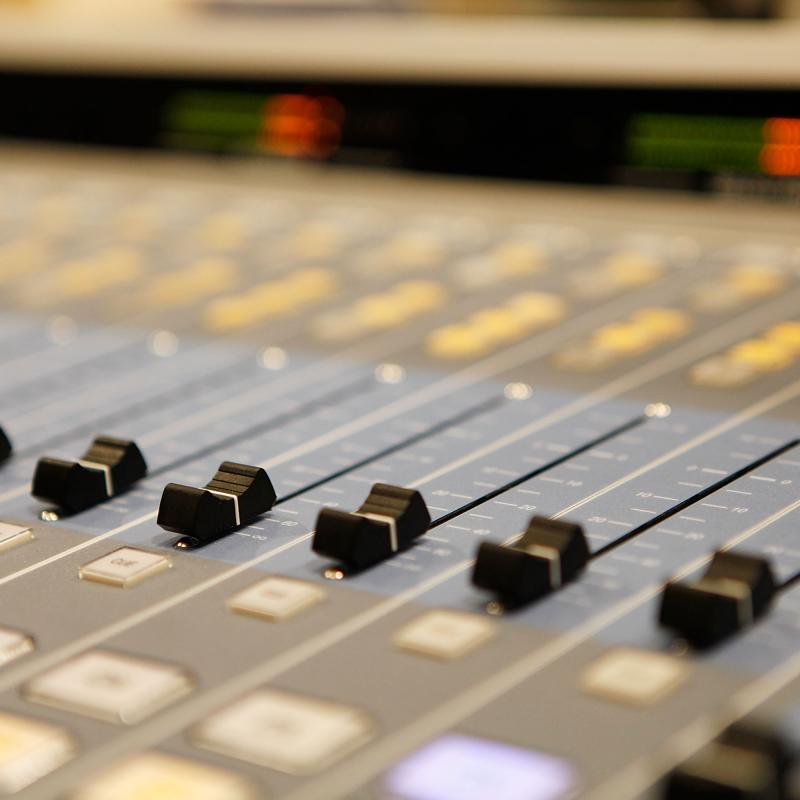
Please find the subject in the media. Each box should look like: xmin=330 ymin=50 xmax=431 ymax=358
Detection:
xmin=260 ymin=95 xmax=345 ymax=159
xmin=764 ymin=117 xmax=800 ymax=146
xmin=760 ymin=145 xmax=800 ymax=177
xmin=761 ymin=117 xmax=800 ymax=176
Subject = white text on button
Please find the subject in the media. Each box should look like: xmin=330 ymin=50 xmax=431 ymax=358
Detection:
xmin=79 ymin=547 xmax=171 ymax=588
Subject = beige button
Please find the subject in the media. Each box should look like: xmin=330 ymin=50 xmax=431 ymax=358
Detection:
xmin=766 ymin=321 xmax=800 ymax=354
xmin=632 ymin=307 xmax=692 ymax=341
xmin=606 ymin=252 xmax=663 ymax=286
xmin=552 ymin=343 xmax=620 ymax=372
xmin=426 ymin=324 xmax=492 ymax=359
xmin=193 ymin=689 xmax=373 ymax=775
xmin=0 ymin=523 xmax=33 ymax=553
xmin=690 ymin=282 xmax=745 ymax=314
xmin=228 ymin=576 xmax=326 ymax=622
xmin=729 ymin=263 xmax=787 ymax=297
xmin=491 ymin=240 xmax=546 ymax=276
xmin=0 ymin=711 xmax=75 ymax=794
xmin=79 ymin=547 xmax=171 ymax=588
xmin=690 ymin=356 xmax=759 ymax=388
xmin=593 ymin=322 xmax=656 ymax=355
xmin=24 ymin=650 xmax=193 ymax=725
xmin=729 ymin=339 xmax=795 ymax=372
xmin=73 ymin=752 xmax=257 ymax=800
xmin=581 ymin=648 xmax=688 ymax=706
xmin=394 ymin=610 xmax=495 ymax=660
xmin=0 ymin=627 xmax=34 ymax=667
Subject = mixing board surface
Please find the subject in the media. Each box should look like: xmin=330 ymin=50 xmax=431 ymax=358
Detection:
xmin=0 ymin=147 xmax=799 ymax=799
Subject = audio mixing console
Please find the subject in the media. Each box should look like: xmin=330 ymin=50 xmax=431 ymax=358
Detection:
xmin=0 ymin=146 xmax=799 ymax=799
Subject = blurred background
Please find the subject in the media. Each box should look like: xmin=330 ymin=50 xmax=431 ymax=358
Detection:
xmin=0 ymin=0 xmax=799 ymax=200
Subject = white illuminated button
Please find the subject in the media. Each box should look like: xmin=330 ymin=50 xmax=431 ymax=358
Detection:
xmin=74 ymin=752 xmax=257 ymax=800
xmin=0 ymin=523 xmax=33 ymax=553
xmin=228 ymin=576 xmax=326 ymax=622
xmin=0 ymin=627 xmax=34 ymax=667
xmin=79 ymin=547 xmax=171 ymax=588
xmin=394 ymin=610 xmax=495 ymax=661
xmin=581 ymin=648 xmax=688 ymax=706
xmin=24 ymin=650 xmax=194 ymax=724
xmin=193 ymin=688 xmax=374 ymax=775
xmin=385 ymin=733 xmax=575 ymax=800
xmin=0 ymin=711 xmax=74 ymax=794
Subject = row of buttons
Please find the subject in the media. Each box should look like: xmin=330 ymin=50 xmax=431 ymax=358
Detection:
xmin=17 ymin=252 xmax=236 ymax=315
xmin=5 ymin=535 xmax=691 ymax=679
xmin=313 ymin=279 xmax=448 ymax=343
xmin=553 ymin=306 xmax=692 ymax=372
xmin=0 ymin=558 xmax=498 ymax=791
xmin=0 ymin=637 xmax=689 ymax=796
xmin=0 ymin=174 xmax=706 ymax=339
xmin=138 ymin=257 xmax=238 ymax=313
xmin=566 ymin=251 xmax=665 ymax=301
xmin=0 ymin=534 xmax=693 ymax=701
xmin=204 ymin=267 xmax=339 ymax=332
xmin=426 ymin=292 xmax=567 ymax=359
xmin=689 ymin=262 xmax=789 ymax=315
xmin=691 ymin=320 xmax=800 ymax=388
xmin=0 ymin=529 xmax=687 ymax=793
xmin=0 ymin=713 xmax=255 ymax=798
xmin=22 ymin=247 xmax=144 ymax=307
xmin=449 ymin=239 xmax=547 ymax=290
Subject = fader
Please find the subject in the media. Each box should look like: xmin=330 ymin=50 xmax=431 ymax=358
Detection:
xmin=659 ymin=551 xmax=778 ymax=649
xmin=31 ymin=436 xmax=147 ymax=514
xmin=312 ymin=483 xmax=431 ymax=572
xmin=0 ymin=427 xmax=10 ymax=465
xmin=157 ymin=462 xmax=276 ymax=547
xmin=471 ymin=516 xmax=590 ymax=608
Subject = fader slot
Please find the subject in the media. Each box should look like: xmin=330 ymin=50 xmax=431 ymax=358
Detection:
xmin=8 ymin=356 xmax=255 ymax=458
xmin=463 ymin=439 xmax=800 ymax=613
xmin=143 ymin=375 xmax=378 ymax=482
xmin=3 ymin=340 xmax=250 ymax=449
xmin=592 ymin=438 xmax=800 ymax=558
xmin=427 ymin=415 xmax=646 ymax=529
xmin=277 ymin=394 xmax=504 ymax=504
xmin=0 ymin=335 xmax=149 ymax=409
xmin=399 ymin=412 xmax=800 ymax=628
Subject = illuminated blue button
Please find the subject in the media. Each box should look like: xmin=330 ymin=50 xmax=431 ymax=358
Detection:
xmin=384 ymin=733 xmax=576 ymax=800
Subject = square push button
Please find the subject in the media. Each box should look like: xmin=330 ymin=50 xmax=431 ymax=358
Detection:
xmin=193 ymin=688 xmax=373 ymax=775
xmin=0 ymin=711 xmax=74 ymax=794
xmin=581 ymin=648 xmax=688 ymax=707
xmin=385 ymin=733 xmax=575 ymax=800
xmin=228 ymin=576 xmax=326 ymax=622
xmin=79 ymin=547 xmax=171 ymax=588
xmin=394 ymin=610 xmax=494 ymax=661
xmin=0 ymin=523 xmax=33 ymax=553
xmin=24 ymin=650 xmax=193 ymax=725
xmin=0 ymin=627 xmax=34 ymax=667
xmin=74 ymin=752 xmax=257 ymax=800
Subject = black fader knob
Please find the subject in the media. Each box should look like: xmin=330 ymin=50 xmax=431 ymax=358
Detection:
xmin=157 ymin=461 xmax=276 ymax=548
xmin=472 ymin=516 xmax=589 ymax=608
xmin=658 ymin=551 xmax=776 ymax=649
xmin=312 ymin=483 xmax=431 ymax=572
xmin=32 ymin=435 xmax=148 ymax=514
xmin=0 ymin=426 xmax=10 ymax=464
xmin=662 ymin=720 xmax=793 ymax=800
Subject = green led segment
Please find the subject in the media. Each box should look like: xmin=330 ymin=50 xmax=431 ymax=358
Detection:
xmin=628 ymin=113 xmax=765 ymax=174
xmin=162 ymin=92 xmax=265 ymax=152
